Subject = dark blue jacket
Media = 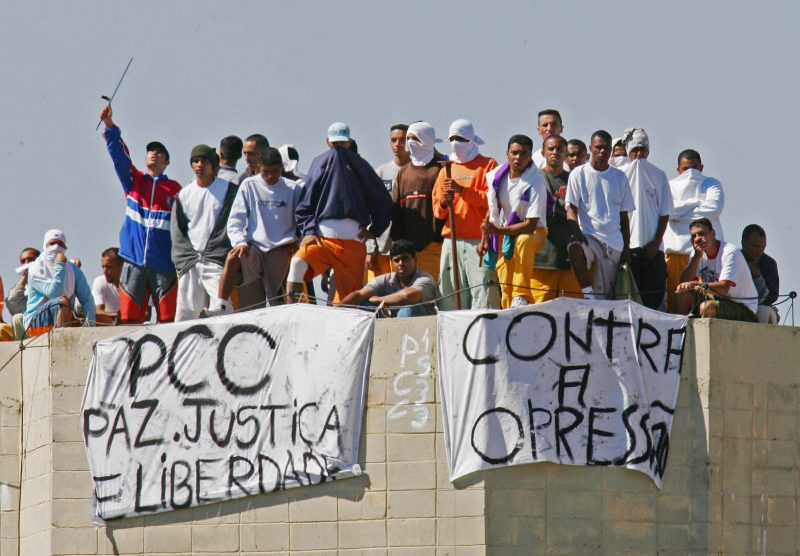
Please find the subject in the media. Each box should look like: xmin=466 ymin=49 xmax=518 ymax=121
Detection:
xmin=296 ymin=147 xmax=392 ymax=237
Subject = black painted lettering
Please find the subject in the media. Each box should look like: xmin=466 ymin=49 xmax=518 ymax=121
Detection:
xmin=635 ymin=318 xmax=661 ymax=373
xmin=628 ymin=412 xmax=652 ymax=465
xmin=83 ymin=407 xmax=109 ymax=444
xmin=105 ymin=407 xmax=131 ymax=456
xmin=128 ymin=334 xmax=167 ymax=397
xmin=527 ymin=399 xmax=552 ymax=459
xmin=170 ymin=461 xmax=193 ymax=509
xmin=506 ymin=311 xmax=557 ymax=361
xmin=593 ymin=310 xmax=632 ymax=359
xmin=303 ymin=452 xmax=327 ymax=485
xmin=183 ymin=398 xmax=217 ymax=443
xmin=564 ymin=310 xmax=594 ymax=361
xmin=216 ymin=325 xmax=276 ymax=396
xmin=613 ymin=403 xmax=639 ymax=465
xmin=131 ymin=399 xmax=163 ymax=448
xmin=228 ymin=455 xmax=254 ymax=497
xmin=470 ymin=407 xmax=524 ymax=464
xmin=650 ymin=422 xmax=670 ymax=478
xmin=283 ymin=450 xmax=303 ymax=489
xmin=134 ymin=464 xmax=159 ymax=513
xmin=195 ymin=458 xmax=221 ymax=505
xmin=554 ymin=406 xmax=583 ymax=461
xmin=167 ymin=325 xmax=213 ymax=394
xmin=319 ymin=406 xmax=342 ymax=452
xmin=257 ymin=454 xmax=282 ymax=494
xmin=297 ymin=402 xmax=318 ymax=445
xmin=556 ymin=365 xmax=591 ymax=408
xmin=587 ymin=407 xmax=616 ymax=466
xmin=209 ymin=410 xmax=235 ymax=447
xmin=664 ymin=327 xmax=687 ymax=374
xmin=93 ymin=474 xmax=122 ymax=503
xmin=260 ymin=404 xmax=289 ymax=448
xmin=462 ymin=313 xmax=500 ymax=365
xmin=235 ymin=406 xmax=260 ymax=450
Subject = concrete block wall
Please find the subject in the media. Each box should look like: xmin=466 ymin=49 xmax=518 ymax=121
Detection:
xmin=0 ymin=339 xmax=24 ymax=556
xmin=1 ymin=316 xmax=799 ymax=554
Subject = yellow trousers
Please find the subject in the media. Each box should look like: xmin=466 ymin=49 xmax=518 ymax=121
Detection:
xmin=530 ymin=267 xmax=583 ymax=303
xmin=665 ymin=253 xmax=689 ymax=313
xmin=496 ymin=228 xmax=547 ymax=309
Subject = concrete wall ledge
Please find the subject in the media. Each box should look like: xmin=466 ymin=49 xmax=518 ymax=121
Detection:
xmin=0 ymin=317 xmax=797 ymax=554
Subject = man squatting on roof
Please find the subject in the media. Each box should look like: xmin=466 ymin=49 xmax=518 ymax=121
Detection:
xmin=740 ymin=224 xmax=780 ymax=324
xmin=479 ymin=134 xmax=548 ymax=309
xmin=101 ymin=106 xmax=181 ymax=323
xmin=285 ymin=122 xmax=392 ymax=304
xmin=675 ymin=218 xmax=758 ymax=322
xmin=339 ymin=239 xmax=439 ymax=317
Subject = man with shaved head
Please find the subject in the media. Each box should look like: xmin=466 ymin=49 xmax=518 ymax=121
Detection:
xmin=532 ymin=109 xmax=564 ymax=170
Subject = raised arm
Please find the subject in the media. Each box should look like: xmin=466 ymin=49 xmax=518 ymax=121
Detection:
xmin=100 ymin=106 xmax=140 ymax=193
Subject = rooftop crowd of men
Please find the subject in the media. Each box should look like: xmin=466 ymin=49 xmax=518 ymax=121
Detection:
xmin=0 ymin=107 xmax=782 ymax=341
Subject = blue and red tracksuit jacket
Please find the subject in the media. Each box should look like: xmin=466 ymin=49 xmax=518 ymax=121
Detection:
xmin=104 ymin=126 xmax=181 ymax=273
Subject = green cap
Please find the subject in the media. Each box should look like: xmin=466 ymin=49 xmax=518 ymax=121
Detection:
xmin=190 ymin=144 xmax=220 ymax=166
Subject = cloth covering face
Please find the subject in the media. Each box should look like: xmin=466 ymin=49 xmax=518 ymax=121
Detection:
xmin=28 ymin=229 xmax=75 ymax=298
xmin=406 ymin=122 xmax=438 ymax=167
xmin=664 ymin=168 xmax=725 ymax=254
xmin=447 ymin=119 xmax=483 ymax=164
xmin=621 ymin=158 xmax=674 ymax=249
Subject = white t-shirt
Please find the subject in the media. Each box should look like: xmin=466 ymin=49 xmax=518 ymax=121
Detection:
xmin=621 ymin=159 xmax=673 ymax=249
xmin=608 ymin=156 xmax=629 ymax=168
xmin=178 ymin=176 xmax=229 ymax=252
xmin=369 ymin=161 xmax=402 ymax=253
xmin=664 ymin=169 xmax=725 ymax=255
xmin=696 ymin=240 xmax=758 ymax=314
xmin=486 ymin=165 xmax=547 ymax=230
xmin=91 ymin=276 xmax=119 ymax=313
xmin=227 ymin=175 xmax=302 ymax=252
xmin=565 ymin=164 xmax=635 ymax=252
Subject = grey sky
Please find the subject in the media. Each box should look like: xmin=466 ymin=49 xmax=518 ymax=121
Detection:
xmin=2 ymin=1 xmax=797 ymax=321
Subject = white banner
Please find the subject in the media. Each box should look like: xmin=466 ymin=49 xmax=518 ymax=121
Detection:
xmin=81 ymin=304 xmax=374 ymax=521
xmin=438 ymin=299 xmax=688 ymax=487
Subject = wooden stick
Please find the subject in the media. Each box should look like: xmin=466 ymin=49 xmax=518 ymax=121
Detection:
xmin=440 ymin=160 xmax=461 ymax=310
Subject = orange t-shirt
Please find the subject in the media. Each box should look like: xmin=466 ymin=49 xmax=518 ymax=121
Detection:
xmin=432 ymin=154 xmax=498 ymax=239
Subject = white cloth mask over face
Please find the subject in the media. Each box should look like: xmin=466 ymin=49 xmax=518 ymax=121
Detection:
xmin=406 ymin=122 xmax=438 ymax=166
xmin=447 ymin=119 xmax=483 ymax=164
xmin=26 ymin=228 xmax=75 ymax=298
xmin=450 ymin=140 xmax=479 ymax=164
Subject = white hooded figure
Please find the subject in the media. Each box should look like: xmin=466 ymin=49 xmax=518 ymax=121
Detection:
xmin=23 ymin=229 xmax=95 ymax=331
xmin=448 ymin=119 xmax=484 ymax=164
